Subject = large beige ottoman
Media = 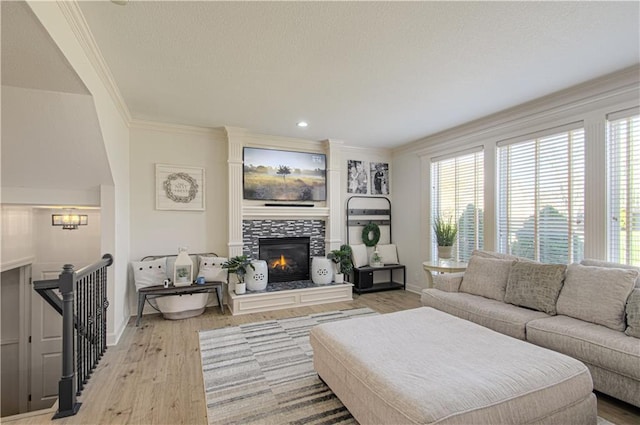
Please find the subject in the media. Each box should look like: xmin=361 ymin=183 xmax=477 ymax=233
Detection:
xmin=310 ymin=307 xmax=596 ymax=425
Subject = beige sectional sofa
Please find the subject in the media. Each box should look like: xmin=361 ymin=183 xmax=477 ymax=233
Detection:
xmin=421 ymin=250 xmax=640 ymax=408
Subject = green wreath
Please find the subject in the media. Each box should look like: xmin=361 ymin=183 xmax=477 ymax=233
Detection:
xmin=361 ymin=222 xmax=381 ymax=247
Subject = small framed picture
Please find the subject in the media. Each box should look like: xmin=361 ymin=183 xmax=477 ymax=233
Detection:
xmin=156 ymin=164 xmax=205 ymax=211
xmin=370 ymin=162 xmax=389 ymax=195
xmin=347 ymin=160 xmax=368 ymax=194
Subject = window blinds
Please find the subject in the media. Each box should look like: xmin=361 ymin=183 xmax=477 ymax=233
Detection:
xmin=431 ymin=150 xmax=484 ymax=262
xmin=608 ymin=109 xmax=640 ymax=266
xmin=497 ymin=127 xmax=585 ymax=263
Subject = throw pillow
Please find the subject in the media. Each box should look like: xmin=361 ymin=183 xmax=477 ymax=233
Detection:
xmin=556 ymin=264 xmax=638 ymax=331
xmin=198 ymin=256 xmax=228 ymax=283
xmin=472 ymin=249 xmax=521 ymax=261
xmin=132 ymin=257 xmax=167 ymax=291
xmin=376 ymin=244 xmax=399 ymax=264
xmin=626 ymin=289 xmax=640 ymax=338
xmin=581 ymin=259 xmax=640 ymax=288
xmin=459 ymin=256 xmax=515 ymax=301
xmin=504 ymin=262 xmax=566 ymax=315
xmin=350 ymin=244 xmax=368 ymax=268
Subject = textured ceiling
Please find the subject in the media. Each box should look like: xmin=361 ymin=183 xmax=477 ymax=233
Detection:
xmin=1 ymin=1 xmax=88 ymax=94
xmin=78 ymin=1 xmax=639 ymax=148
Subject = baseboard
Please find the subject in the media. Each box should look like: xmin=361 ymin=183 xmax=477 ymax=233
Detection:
xmin=405 ymin=284 xmax=423 ymax=295
xmin=107 ymin=315 xmax=128 ymax=346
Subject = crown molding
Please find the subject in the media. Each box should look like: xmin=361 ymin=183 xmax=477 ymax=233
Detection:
xmin=394 ymin=64 xmax=640 ymax=157
xmin=56 ymin=1 xmax=132 ymax=125
xmin=341 ymin=144 xmax=392 ymax=157
xmin=130 ymin=119 xmax=226 ymax=138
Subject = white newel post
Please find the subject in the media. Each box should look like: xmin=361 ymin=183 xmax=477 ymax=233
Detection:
xmin=325 ymin=139 xmax=344 ymax=252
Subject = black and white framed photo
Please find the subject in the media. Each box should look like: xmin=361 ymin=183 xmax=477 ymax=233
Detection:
xmin=370 ymin=162 xmax=389 ymax=195
xmin=156 ymin=164 xmax=205 ymax=211
xmin=347 ymin=160 xmax=368 ymax=194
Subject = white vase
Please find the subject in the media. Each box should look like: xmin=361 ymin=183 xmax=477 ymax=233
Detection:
xmin=235 ymin=282 xmax=246 ymax=294
xmin=334 ymin=273 xmax=344 ymax=284
xmin=311 ymin=257 xmax=333 ymax=284
xmin=246 ymin=260 xmax=268 ymax=291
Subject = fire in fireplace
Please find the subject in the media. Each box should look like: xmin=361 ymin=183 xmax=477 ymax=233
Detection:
xmin=258 ymin=237 xmax=310 ymax=282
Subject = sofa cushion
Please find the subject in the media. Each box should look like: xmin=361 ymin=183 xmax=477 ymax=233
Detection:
xmin=350 ymin=244 xmax=368 ymax=268
xmin=459 ymin=256 xmax=514 ymax=301
xmin=376 ymin=244 xmax=398 ymax=264
xmin=421 ymin=289 xmax=549 ymax=340
xmin=432 ymin=272 xmax=464 ymax=292
xmin=556 ymin=264 xmax=637 ymax=331
xmin=504 ymin=262 xmax=566 ymax=315
xmin=198 ymin=256 xmax=228 ymax=283
xmin=527 ymin=315 xmax=640 ymax=381
xmin=471 ymin=249 xmax=523 ymax=261
xmin=132 ymin=257 xmax=167 ymax=291
xmin=581 ymin=258 xmax=640 ymax=287
xmin=625 ymin=288 xmax=640 ymax=338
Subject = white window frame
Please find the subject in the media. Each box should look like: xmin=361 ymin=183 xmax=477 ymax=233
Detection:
xmin=497 ymin=123 xmax=585 ymax=263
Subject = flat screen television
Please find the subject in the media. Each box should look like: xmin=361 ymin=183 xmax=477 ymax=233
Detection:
xmin=243 ymin=147 xmax=326 ymax=201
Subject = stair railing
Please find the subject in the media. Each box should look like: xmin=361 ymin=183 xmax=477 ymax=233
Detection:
xmin=33 ymin=253 xmax=113 ymax=419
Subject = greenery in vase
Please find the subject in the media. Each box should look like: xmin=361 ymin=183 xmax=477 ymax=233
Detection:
xmin=327 ymin=245 xmax=353 ymax=275
xmin=221 ymin=255 xmax=254 ymax=283
xmin=433 ymin=215 xmax=458 ymax=246
xmin=371 ymin=250 xmax=382 ymax=265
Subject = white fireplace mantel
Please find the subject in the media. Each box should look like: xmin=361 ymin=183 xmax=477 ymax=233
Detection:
xmin=242 ymin=206 xmax=330 ymax=219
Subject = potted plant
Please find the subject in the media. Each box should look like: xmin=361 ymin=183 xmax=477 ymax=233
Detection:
xmin=222 ymin=255 xmax=255 ymax=294
xmin=327 ymin=245 xmax=353 ymax=283
xmin=433 ymin=215 xmax=458 ymax=259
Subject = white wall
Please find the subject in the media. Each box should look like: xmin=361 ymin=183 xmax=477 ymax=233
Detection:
xmin=391 ymin=153 xmax=423 ymax=293
xmin=27 ymin=2 xmax=131 ymax=344
xmin=340 ymin=146 xmax=393 ymax=245
xmin=392 ymin=66 xmax=640 ymax=294
xmin=129 ymin=123 xmax=228 ymax=313
xmin=31 ymin=208 xmax=101 ymax=280
xmin=0 ymin=206 xmax=35 ymax=271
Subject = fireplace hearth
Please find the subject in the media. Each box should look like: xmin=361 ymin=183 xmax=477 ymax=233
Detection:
xmin=259 ymin=237 xmax=310 ymax=283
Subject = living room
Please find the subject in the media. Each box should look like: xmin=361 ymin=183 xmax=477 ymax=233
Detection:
xmin=1 ymin=1 xmax=639 ymax=424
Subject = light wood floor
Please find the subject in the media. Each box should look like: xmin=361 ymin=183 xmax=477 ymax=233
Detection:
xmin=5 ymin=291 xmax=639 ymax=424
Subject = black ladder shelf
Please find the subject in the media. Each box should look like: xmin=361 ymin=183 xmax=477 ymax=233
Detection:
xmin=346 ymin=196 xmax=406 ymax=294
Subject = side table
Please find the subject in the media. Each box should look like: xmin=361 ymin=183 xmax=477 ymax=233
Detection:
xmin=422 ymin=259 xmax=467 ymax=288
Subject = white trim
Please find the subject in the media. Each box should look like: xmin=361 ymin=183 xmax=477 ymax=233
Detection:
xmin=107 ymin=313 xmax=128 ymax=346
xmin=496 ymin=121 xmax=583 ymax=148
xmin=129 ymin=119 xmax=226 ymax=137
xmin=607 ymin=107 xmax=640 ymax=121
xmin=242 ymin=206 xmax=330 ymax=219
xmin=430 ymin=145 xmax=484 ymax=163
xmin=1 ymin=256 xmax=35 ymax=273
xmin=57 ymin=1 xmax=132 ymax=125
xmin=395 ymin=65 xmax=640 ymax=157
xmin=1 ymin=338 xmax=20 ymax=346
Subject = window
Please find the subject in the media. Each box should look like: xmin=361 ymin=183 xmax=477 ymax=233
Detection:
xmin=497 ymin=125 xmax=585 ymax=263
xmin=608 ymin=109 xmax=640 ymax=266
xmin=431 ymin=149 xmax=484 ymax=262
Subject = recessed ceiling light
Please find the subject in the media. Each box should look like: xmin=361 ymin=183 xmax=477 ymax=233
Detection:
xmin=297 ymin=121 xmax=308 ymax=128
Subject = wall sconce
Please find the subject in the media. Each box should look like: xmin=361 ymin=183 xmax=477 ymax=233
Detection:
xmin=51 ymin=213 xmax=88 ymax=230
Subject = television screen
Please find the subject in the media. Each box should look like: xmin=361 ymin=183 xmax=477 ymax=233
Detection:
xmin=243 ymin=147 xmax=326 ymax=201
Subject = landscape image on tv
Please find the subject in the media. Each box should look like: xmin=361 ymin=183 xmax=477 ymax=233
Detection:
xmin=243 ymin=147 xmax=326 ymax=201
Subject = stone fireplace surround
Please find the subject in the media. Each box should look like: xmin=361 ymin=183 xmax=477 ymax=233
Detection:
xmin=242 ymin=219 xmax=326 ymax=259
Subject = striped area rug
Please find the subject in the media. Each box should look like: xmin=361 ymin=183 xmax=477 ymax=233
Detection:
xmin=199 ymin=308 xmax=377 ymax=425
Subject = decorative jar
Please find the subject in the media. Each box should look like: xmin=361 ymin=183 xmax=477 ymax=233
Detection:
xmin=311 ymin=257 xmax=333 ymax=284
xmin=245 ymin=260 xmax=268 ymax=291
